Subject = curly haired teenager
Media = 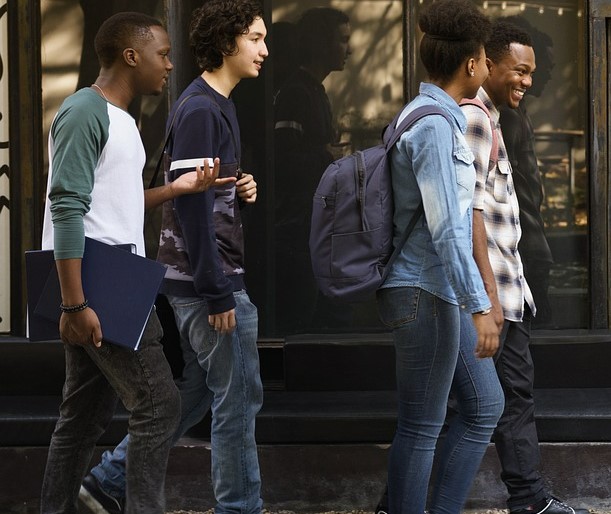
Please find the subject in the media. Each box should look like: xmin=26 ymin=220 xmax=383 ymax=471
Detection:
xmin=78 ymin=2 xmax=267 ymax=514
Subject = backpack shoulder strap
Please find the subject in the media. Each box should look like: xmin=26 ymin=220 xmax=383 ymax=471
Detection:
xmin=384 ymin=104 xmax=452 ymax=150
xmin=148 ymin=90 xmax=242 ymax=190
xmin=380 ymin=104 xmax=453 ymax=281
xmin=459 ymin=97 xmax=499 ymax=169
xmin=147 ymin=92 xmax=201 ymax=189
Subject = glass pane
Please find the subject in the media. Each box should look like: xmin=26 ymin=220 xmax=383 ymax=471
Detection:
xmin=264 ymin=0 xmax=588 ymax=336
xmin=268 ymin=0 xmax=405 ymax=336
xmin=39 ymin=0 xmax=589 ymax=338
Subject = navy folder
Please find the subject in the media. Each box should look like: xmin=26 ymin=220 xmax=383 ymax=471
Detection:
xmin=26 ymin=237 xmax=167 ymax=350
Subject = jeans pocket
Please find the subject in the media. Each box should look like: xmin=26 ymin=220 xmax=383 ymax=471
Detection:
xmin=376 ymin=287 xmax=420 ymax=328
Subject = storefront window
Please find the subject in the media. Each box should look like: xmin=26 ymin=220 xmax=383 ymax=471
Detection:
xmin=38 ymin=0 xmax=589 ymax=339
xmin=261 ymin=0 xmax=588 ymax=337
xmin=260 ymin=0 xmax=405 ymax=336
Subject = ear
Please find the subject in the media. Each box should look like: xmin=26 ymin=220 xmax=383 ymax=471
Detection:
xmin=485 ymin=57 xmax=493 ymax=73
xmin=123 ymin=48 xmax=138 ymax=67
xmin=467 ymin=58 xmax=476 ymax=77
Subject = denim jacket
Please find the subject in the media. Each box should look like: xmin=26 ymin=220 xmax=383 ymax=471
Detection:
xmin=382 ymin=83 xmax=491 ymax=314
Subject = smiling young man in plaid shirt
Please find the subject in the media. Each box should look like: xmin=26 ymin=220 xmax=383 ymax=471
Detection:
xmin=461 ymin=19 xmax=589 ymax=514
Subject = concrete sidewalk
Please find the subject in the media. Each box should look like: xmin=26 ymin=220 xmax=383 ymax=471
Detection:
xmin=167 ymin=509 xmax=611 ymax=514
xmin=167 ymin=510 xmax=507 ymax=514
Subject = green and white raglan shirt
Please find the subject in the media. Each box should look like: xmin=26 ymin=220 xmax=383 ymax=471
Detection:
xmin=42 ymin=88 xmax=146 ymax=258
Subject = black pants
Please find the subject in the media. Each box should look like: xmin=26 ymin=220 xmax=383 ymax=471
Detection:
xmin=494 ymin=308 xmax=548 ymax=510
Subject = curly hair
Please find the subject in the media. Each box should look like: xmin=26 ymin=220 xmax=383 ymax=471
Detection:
xmin=190 ymin=0 xmax=264 ymax=72
xmin=94 ymin=12 xmax=163 ymax=69
xmin=485 ymin=19 xmax=533 ymax=63
xmin=419 ymin=0 xmax=492 ymax=82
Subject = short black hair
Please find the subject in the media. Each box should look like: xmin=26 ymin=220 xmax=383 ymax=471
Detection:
xmin=190 ymin=0 xmax=264 ymax=72
xmin=485 ymin=20 xmax=533 ymax=63
xmin=499 ymin=15 xmax=551 ymax=60
xmin=419 ymin=0 xmax=492 ymax=82
xmin=94 ymin=12 xmax=163 ymax=68
xmin=295 ymin=7 xmax=350 ymax=65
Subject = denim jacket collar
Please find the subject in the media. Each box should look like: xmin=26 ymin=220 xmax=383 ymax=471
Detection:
xmin=418 ymin=82 xmax=467 ymax=133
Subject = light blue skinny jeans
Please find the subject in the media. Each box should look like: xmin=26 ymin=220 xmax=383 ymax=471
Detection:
xmin=90 ymin=290 xmax=264 ymax=514
xmin=377 ymin=287 xmax=504 ymax=514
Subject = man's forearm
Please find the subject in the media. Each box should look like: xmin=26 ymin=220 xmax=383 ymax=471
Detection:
xmin=472 ymin=209 xmax=498 ymax=297
xmin=55 ymin=258 xmax=86 ymax=305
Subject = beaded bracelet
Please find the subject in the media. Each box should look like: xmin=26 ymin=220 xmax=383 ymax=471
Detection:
xmin=60 ymin=299 xmax=89 ymax=313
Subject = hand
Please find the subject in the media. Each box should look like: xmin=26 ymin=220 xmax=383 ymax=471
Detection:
xmin=59 ymin=308 xmax=103 ymax=348
xmin=471 ymin=312 xmax=499 ymax=359
xmin=208 ymin=309 xmax=236 ymax=333
xmin=171 ymin=158 xmax=236 ymax=196
xmin=236 ymin=172 xmax=257 ymax=203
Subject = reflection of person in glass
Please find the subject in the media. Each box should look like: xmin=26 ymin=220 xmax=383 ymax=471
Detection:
xmin=274 ymin=8 xmax=352 ymax=334
xmin=498 ymin=16 xmax=554 ymax=327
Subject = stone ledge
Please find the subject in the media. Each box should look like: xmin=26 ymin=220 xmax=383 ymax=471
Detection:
xmin=1 ymin=442 xmax=610 ymax=513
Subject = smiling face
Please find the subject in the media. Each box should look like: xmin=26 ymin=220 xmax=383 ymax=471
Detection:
xmin=484 ymin=42 xmax=536 ymax=109
xmin=225 ymin=16 xmax=269 ymax=80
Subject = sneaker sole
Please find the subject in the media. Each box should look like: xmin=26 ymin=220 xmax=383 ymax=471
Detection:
xmin=78 ymin=485 xmax=116 ymax=514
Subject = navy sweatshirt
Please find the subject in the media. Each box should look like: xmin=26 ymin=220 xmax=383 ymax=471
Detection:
xmin=157 ymin=76 xmax=244 ymax=314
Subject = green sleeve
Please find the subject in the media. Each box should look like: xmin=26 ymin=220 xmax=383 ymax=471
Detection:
xmin=48 ymin=94 xmax=108 ymax=259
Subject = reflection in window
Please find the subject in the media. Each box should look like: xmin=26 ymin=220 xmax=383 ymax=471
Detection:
xmin=270 ymin=0 xmax=404 ymax=336
xmin=267 ymin=0 xmax=587 ymax=337
xmin=40 ymin=0 xmax=590 ymax=338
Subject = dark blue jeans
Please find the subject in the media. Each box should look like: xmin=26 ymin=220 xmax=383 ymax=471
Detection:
xmin=494 ymin=311 xmax=548 ymax=510
xmin=40 ymin=311 xmax=181 ymax=514
xmin=377 ymin=287 xmax=504 ymax=514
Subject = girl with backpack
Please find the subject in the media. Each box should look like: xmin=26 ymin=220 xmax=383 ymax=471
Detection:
xmin=376 ymin=1 xmax=504 ymax=512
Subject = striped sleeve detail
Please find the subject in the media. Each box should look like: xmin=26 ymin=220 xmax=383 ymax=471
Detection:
xmin=169 ymin=157 xmax=215 ymax=172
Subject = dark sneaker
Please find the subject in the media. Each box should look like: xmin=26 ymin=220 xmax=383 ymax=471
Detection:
xmin=78 ymin=473 xmax=124 ymax=514
xmin=375 ymin=484 xmax=389 ymax=514
xmin=511 ymin=497 xmax=590 ymax=514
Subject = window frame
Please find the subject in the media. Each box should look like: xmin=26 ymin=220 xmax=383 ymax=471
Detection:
xmin=589 ymin=0 xmax=610 ymax=329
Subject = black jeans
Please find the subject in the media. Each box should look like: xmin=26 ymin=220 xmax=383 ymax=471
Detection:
xmin=40 ymin=311 xmax=181 ymax=514
xmin=494 ymin=308 xmax=548 ymax=510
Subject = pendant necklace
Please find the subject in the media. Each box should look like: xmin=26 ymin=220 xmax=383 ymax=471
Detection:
xmin=91 ymin=83 xmax=109 ymax=102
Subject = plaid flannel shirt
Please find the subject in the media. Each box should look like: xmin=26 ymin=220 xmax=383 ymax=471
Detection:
xmin=462 ymin=88 xmax=536 ymax=322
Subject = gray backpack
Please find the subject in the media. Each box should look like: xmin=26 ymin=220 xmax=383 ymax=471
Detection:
xmin=309 ymin=104 xmax=451 ymax=301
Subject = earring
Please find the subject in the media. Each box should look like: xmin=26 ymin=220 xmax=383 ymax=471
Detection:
xmin=470 ymin=71 xmax=475 ymax=76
